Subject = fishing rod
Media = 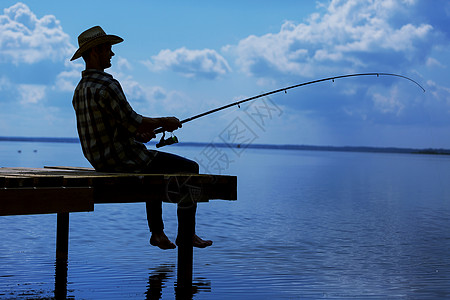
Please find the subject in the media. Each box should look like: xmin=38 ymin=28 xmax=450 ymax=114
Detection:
xmin=155 ymin=72 xmax=425 ymax=147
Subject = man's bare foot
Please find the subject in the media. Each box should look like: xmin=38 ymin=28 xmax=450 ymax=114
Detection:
xmin=150 ymin=232 xmax=176 ymax=250
xmin=176 ymin=234 xmax=213 ymax=248
xmin=193 ymin=234 xmax=213 ymax=248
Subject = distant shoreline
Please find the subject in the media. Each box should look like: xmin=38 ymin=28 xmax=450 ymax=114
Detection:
xmin=1 ymin=136 xmax=449 ymax=156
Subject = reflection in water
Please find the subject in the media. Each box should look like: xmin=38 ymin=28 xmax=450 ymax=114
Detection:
xmin=0 ymin=258 xmax=68 ymax=300
xmin=6 ymin=261 xmax=211 ymax=299
xmin=6 ymin=260 xmax=211 ymax=299
xmin=145 ymin=264 xmax=174 ymax=300
xmin=175 ymin=277 xmax=211 ymax=300
xmin=145 ymin=264 xmax=211 ymax=300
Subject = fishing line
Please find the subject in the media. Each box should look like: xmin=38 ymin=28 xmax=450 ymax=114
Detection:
xmin=154 ymin=72 xmax=425 ymax=146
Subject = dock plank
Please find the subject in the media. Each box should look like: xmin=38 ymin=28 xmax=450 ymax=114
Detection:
xmin=0 ymin=187 xmax=94 ymax=216
xmin=0 ymin=167 xmax=237 ymax=215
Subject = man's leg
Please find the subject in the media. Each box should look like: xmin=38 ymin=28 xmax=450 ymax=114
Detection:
xmin=145 ymin=151 xmax=199 ymax=174
xmin=146 ymin=198 xmax=163 ymax=233
xmin=147 ymin=200 xmax=176 ymax=250
xmin=145 ymin=151 xmax=212 ymax=248
xmin=144 ymin=151 xmax=196 ymax=250
xmin=177 ymin=202 xmax=212 ymax=248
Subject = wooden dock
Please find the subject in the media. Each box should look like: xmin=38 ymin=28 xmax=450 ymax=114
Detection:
xmin=0 ymin=166 xmax=237 ymax=297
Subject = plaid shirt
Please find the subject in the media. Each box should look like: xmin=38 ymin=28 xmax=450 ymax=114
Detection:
xmin=72 ymin=70 xmax=155 ymax=172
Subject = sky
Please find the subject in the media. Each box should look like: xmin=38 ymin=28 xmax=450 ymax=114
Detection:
xmin=1 ymin=0 xmax=450 ymax=149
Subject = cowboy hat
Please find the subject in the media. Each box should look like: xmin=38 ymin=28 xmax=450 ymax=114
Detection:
xmin=70 ymin=26 xmax=123 ymax=61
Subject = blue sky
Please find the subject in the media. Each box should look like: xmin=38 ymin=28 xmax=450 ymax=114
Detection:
xmin=1 ymin=0 xmax=450 ymax=149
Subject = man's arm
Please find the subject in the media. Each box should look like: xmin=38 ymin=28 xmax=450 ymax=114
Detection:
xmin=135 ymin=116 xmax=182 ymax=143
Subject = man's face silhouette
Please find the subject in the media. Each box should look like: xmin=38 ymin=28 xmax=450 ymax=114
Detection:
xmin=95 ymin=43 xmax=114 ymax=70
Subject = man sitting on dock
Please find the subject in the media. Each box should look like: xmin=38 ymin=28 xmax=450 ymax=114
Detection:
xmin=70 ymin=26 xmax=212 ymax=250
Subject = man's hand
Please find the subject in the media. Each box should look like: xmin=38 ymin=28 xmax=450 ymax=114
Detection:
xmin=161 ymin=117 xmax=182 ymax=132
xmin=137 ymin=116 xmax=182 ymax=140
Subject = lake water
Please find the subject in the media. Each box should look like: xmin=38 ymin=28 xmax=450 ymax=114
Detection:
xmin=1 ymin=141 xmax=450 ymax=299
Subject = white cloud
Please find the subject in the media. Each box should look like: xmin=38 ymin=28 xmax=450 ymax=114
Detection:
xmin=0 ymin=75 xmax=12 ymax=91
xmin=143 ymin=47 xmax=231 ymax=79
xmin=426 ymin=80 xmax=450 ymax=106
xmin=226 ymin=0 xmax=435 ymax=79
xmin=0 ymin=2 xmax=75 ymax=64
xmin=372 ymin=86 xmax=405 ymax=115
xmin=111 ymin=72 xmax=180 ymax=114
xmin=117 ymin=57 xmax=132 ymax=71
xmin=18 ymin=84 xmax=46 ymax=104
xmin=53 ymin=69 xmax=80 ymax=92
xmin=115 ymin=74 xmax=153 ymax=101
xmin=426 ymin=57 xmax=444 ymax=68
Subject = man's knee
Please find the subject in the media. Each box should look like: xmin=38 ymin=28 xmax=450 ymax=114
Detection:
xmin=191 ymin=161 xmax=200 ymax=174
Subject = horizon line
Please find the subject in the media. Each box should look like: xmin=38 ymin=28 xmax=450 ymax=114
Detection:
xmin=1 ymin=136 xmax=449 ymax=155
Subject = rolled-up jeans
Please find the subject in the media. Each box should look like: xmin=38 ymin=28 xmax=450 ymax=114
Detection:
xmin=143 ymin=151 xmax=199 ymax=233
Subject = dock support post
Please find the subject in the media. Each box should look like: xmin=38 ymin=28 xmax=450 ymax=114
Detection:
xmin=55 ymin=212 xmax=69 ymax=299
xmin=176 ymin=204 xmax=194 ymax=293
xmin=56 ymin=212 xmax=69 ymax=260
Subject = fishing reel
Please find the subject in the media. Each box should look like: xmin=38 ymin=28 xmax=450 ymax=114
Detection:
xmin=156 ymin=132 xmax=178 ymax=148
